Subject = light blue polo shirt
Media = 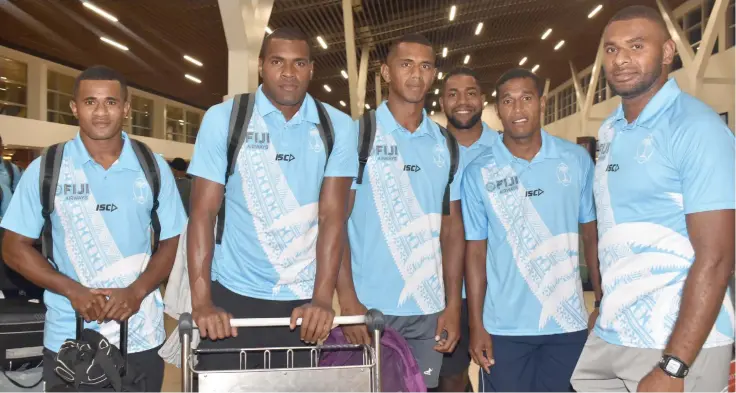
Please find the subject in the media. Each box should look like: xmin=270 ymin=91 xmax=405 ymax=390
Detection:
xmin=1 ymin=132 xmax=186 ymax=353
xmin=593 ymin=79 xmax=735 ymax=349
xmin=458 ymin=122 xmax=499 ymax=299
xmin=461 ymin=130 xmax=594 ymax=336
xmin=348 ymin=102 xmax=463 ymax=316
xmin=0 ymin=160 xmax=21 ymax=192
xmin=0 ymin=182 xmax=11 ymax=219
xmin=188 ymin=86 xmax=358 ymax=301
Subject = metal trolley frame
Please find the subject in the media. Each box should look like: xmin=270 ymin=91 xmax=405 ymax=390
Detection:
xmin=178 ymin=309 xmax=386 ymax=392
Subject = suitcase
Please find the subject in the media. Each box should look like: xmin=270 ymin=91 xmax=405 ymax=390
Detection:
xmin=0 ymin=298 xmax=45 ymax=371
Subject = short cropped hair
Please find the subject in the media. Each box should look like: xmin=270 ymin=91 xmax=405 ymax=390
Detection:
xmin=495 ymin=68 xmax=544 ymax=97
xmin=387 ymin=33 xmax=434 ymax=62
xmin=607 ymin=5 xmax=670 ymax=38
xmin=444 ymin=67 xmax=481 ymax=89
xmin=73 ymin=65 xmax=128 ymax=101
xmin=259 ymin=27 xmax=312 ymax=60
xmin=170 ymin=157 xmax=188 ymax=171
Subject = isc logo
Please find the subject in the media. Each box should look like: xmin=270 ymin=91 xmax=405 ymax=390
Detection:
xmin=403 ymin=165 xmax=421 ymax=172
xmin=606 ymin=164 xmax=619 ymax=172
xmin=275 ymin=154 xmax=296 ymax=162
xmin=96 ymin=204 xmax=118 ymax=212
xmin=525 ymin=189 xmax=544 ymax=197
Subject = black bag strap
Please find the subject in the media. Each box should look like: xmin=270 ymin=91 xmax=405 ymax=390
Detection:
xmin=356 ymin=110 xmax=376 ymax=185
xmin=437 ymin=125 xmax=459 ymax=216
xmin=39 ymin=142 xmax=66 ymax=270
xmin=3 ymin=160 xmax=14 ymax=191
xmin=314 ymin=100 xmax=334 ymax=166
xmin=129 ymin=139 xmax=162 ymax=254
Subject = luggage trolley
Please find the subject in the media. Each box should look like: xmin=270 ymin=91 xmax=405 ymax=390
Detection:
xmin=178 ymin=309 xmax=386 ymax=392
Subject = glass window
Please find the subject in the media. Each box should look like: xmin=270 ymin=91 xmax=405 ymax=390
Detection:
xmin=166 ymin=105 xmax=201 ymax=143
xmin=557 ymin=85 xmax=577 ymax=120
xmin=544 ymin=95 xmax=556 ymax=125
xmin=594 ymin=72 xmax=607 ymax=105
xmin=128 ymin=95 xmax=153 ymax=137
xmin=185 ymin=111 xmax=200 ymax=144
xmin=728 ymin=0 xmax=735 ymax=49
xmin=0 ymin=56 xmax=28 ymax=118
xmin=47 ymin=71 xmax=77 ymax=126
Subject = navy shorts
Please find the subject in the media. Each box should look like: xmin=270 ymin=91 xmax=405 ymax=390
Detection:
xmin=478 ymin=330 xmax=587 ymax=392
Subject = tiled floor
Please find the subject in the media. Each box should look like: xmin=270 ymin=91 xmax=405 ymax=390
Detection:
xmin=160 ymin=292 xmax=596 ymax=392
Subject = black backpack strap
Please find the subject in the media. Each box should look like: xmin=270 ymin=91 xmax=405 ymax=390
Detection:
xmin=438 ymin=125 xmax=459 ymax=216
xmin=356 ymin=110 xmax=376 ymax=185
xmin=39 ymin=142 xmax=66 ymax=270
xmin=129 ymin=139 xmax=162 ymax=254
xmin=4 ymin=160 xmax=14 ymax=191
xmin=216 ymin=93 xmax=255 ymax=245
xmin=313 ymin=100 xmax=334 ymax=168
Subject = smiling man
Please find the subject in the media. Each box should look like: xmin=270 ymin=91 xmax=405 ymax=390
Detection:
xmin=461 ymin=68 xmax=596 ymax=392
xmin=571 ymin=6 xmax=735 ymax=392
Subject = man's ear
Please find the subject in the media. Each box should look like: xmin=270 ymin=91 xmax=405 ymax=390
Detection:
xmin=381 ymin=64 xmax=391 ymax=84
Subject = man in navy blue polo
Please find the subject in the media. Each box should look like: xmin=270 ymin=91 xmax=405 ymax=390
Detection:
xmin=462 ymin=68 xmax=596 ymax=391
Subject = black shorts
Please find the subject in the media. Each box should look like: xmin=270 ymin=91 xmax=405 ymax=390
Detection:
xmin=42 ymin=345 xmax=164 ymax=392
xmin=440 ymin=299 xmax=471 ymax=378
xmin=197 ymin=281 xmax=311 ymax=371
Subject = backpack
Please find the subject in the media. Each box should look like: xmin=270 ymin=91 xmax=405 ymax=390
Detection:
xmin=38 ymin=139 xmax=162 ymax=270
xmin=3 ymin=160 xmax=14 ymax=192
xmin=356 ymin=110 xmax=460 ymax=215
xmin=214 ymin=93 xmax=335 ymax=245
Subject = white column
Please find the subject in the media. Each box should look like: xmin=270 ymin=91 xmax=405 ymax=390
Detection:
xmin=26 ymin=59 xmax=46 ymax=121
xmin=357 ymin=45 xmax=370 ymax=115
xmin=342 ymin=0 xmax=360 ymax=118
xmin=375 ymin=72 xmax=382 ymax=107
xmin=152 ymin=97 xmax=167 ymax=140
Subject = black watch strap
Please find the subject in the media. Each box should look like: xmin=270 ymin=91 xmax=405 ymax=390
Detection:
xmin=594 ymin=300 xmax=601 ymax=308
xmin=659 ymin=354 xmax=689 ymax=378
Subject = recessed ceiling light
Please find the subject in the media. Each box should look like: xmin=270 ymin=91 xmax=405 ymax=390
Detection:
xmin=554 ymin=40 xmax=565 ymax=51
xmin=541 ymin=28 xmax=552 ymax=40
xmin=365 ymin=104 xmax=370 ymax=110
xmin=323 ymin=84 xmax=332 ymax=92
xmin=0 ymin=88 xmax=6 ymax=91
xmin=100 ymin=37 xmax=128 ymax=51
xmin=265 ymin=26 xmax=273 ymax=34
xmin=82 ymin=1 xmax=118 ymax=23
xmin=432 ymin=101 xmax=437 ymax=107
xmin=483 ymin=101 xmax=488 ymax=106
xmin=339 ymin=100 xmax=346 ymax=107
xmin=435 ymin=88 xmax=439 ymax=95
xmin=0 ymin=77 xmax=6 ymax=80
xmin=519 ymin=57 xmax=528 ymax=66
xmin=341 ymin=70 xmax=348 ymax=79
xmin=475 ymin=22 xmax=483 ymax=35
xmin=185 ymin=74 xmax=202 ymax=84
xmin=463 ymin=54 xmax=470 ymax=64
xmin=183 ymin=55 xmax=203 ymax=67
xmin=316 ymin=36 xmax=328 ymax=49
xmin=442 ymin=47 xmax=448 ymax=58
xmin=588 ymin=4 xmax=603 ymax=18
xmin=431 ymin=110 xmax=435 ymax=115
xmin=531 ymin=64 xmax=540 ymax=73
xmin=492 ymin=91 xmax=496 ymax=97
xmin=438 ymin=72 xmax=444 ymax=79
xmin=449 ymin=5 xmax=456 ymax=21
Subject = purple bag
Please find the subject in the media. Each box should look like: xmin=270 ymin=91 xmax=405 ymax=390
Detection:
xmin=319 ymin=326 xmax=427 ymax=392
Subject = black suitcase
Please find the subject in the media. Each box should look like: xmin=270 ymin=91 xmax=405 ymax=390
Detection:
xmin=0 ymin=298 xmax=45 ymax=371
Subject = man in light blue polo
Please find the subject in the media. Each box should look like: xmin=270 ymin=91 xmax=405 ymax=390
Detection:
xmin=462 ymin=68 xmax=596 ymax=392
xmin=571 ymin=6 xmax=735 ymax=392
xmin=1 ymin=66 xmax=185 ymax=391
xmin=187 ymin=27 xmax=356 ymax=370
xmin=438 ymin=67 xmax=498 ymax=392
xmin=0 ymin=135 xmax=21 ymax=192
xmin=0 ymin=182 xmax=11 ymax=219
xmin=336 ymin=34 xmax=466 ymax=390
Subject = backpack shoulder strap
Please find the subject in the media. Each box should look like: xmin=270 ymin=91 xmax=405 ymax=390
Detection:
xmin=129 ymin=139 xmax=162 ymax=254
xmin=216 ymin=93 xmax=255 ymax=245
xmin=39 ymin=142 xmax=66 ymax=269
xmin=356 ymin=110 xmax=377 ymax=185
xmin=313 ymin=99 xmax=334 ymax=168
xmin=4 ymin=160 xmax=14 ymax=190
xmin=437 ymin=124 xmax=459 ymax=216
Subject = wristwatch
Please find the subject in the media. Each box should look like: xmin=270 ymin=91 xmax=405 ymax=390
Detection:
xmin=659 ymin=354 xmax=689 ymax=378
xmin=594 ymin=300 xmax=601 ymax=308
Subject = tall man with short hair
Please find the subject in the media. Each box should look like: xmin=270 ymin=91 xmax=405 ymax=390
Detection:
xmin=337 ymin=33 xmax=466 ymax=390
xmin=437 ymin=67 xmax=498 ymax=392
xmin=571 ymin=6 xmax=735 ymax=392
xmin=187 ymin=27 xmax=357 ymax=370
xmin=1 ymin=65 xmax=186 ymax=391
xmin=462 ymin=68 xmax=596 ymax=391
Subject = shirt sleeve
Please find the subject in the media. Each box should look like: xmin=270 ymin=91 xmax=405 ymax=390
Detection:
xmin=187 ymin=101 xmax=231 ymax=185
xmin=154 ymin=155 xmax=187 ymax=241
xmin=449 ymin=144 xmax=465 ymax=202
xmin=324 ymin=110 xmax=359 ymax=178
xmin=672 ymin=115 xmax=736 ymax=214
xmin=0 ymin=158 xmax=43 ymax=239
xmin=578 ymin=152 xmax=596 ymax=223
xmin=461 ymin=165 xmax=488 ymax=241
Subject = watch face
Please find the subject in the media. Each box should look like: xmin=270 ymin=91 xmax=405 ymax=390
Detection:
xmin=665 ymin=359 xmax=682 ymax=375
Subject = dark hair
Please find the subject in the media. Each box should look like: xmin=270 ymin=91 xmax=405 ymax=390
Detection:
xmin=387 ymin=33 xmax=434 ymax=62
xmin=495 ymin=68 xmax=544 ymax=98
xmin=443 ymin=67 xmax=481 ymax=90
xmin=259 ymin=27 xmax=312 ymax=61
xmin=607 ymin=5 xmax=670 ymax=38
xmin=73 ymin=65 xmax=128 ymax=101
xmin=170 ymin=157 xmax=188 ymax=171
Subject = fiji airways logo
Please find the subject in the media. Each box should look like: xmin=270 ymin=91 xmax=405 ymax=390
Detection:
xmin=485 ymin=176 xmax=519 ymax=194
xmin=245 ymin=131 xmax=270 ymax=150
xmin=557 ymin=163 xmax=571 ymax=186
xmin=372 ymin=145 xmax=399 ymax=161
xmin=56 ymin=183 xmax=90 ymax=201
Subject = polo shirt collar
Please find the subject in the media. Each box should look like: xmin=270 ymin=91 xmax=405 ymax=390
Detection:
xmin=612 ymin=78 xmax=681 ymax=130
xmin=69 ymin=131 xmax=140 ymax=171
xmin=376 ymin=101 xmax=439 ymax=140
xmin=255 ymin=85 xmax=320 ymax=125
xmin=492 ymin=129 xmax=559 ymax=166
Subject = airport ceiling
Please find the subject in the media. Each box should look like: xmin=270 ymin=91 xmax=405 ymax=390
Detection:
xmin=0 ymin=0 xmax=686 ymax=112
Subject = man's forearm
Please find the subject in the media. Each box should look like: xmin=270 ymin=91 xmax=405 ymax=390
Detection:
xmin=665 ymin=256 xmax=732 ymax=365
xmin=441 ymin=217 xmax=465 ymax=309
xmin=3 ymin=238 xmax=84 ymax=298
xmin=335 ymin=235 xmax=361 ymax=308
xmin=188 ymin=213 xmax=216 ymax=308
xmin=466 ymin=240 xmax=487 ymax=329
xmin=584 ymin=240 xmax=602 ymax=302
xmin=313 ymin=215 xmax=344 ymax=304
xmin=129 ymin=237 xmax=179 ymax=300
